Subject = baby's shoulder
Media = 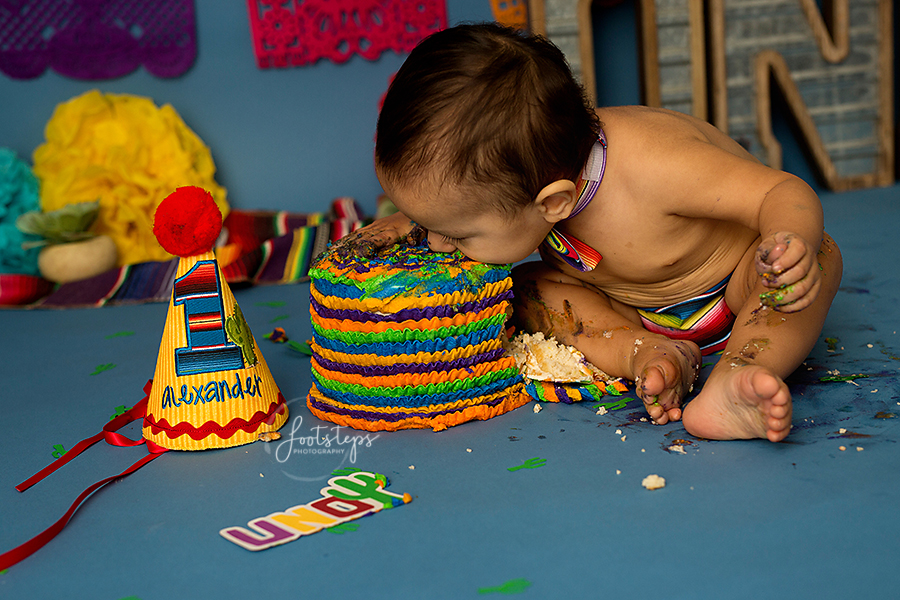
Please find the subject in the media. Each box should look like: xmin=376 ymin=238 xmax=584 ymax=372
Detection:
xmin=600 ymin=106 xmax=708 ymax=145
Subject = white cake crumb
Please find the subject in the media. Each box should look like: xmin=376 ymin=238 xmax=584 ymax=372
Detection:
xmin=409 ymin=465 xmax=416 ymax=469
xmin=839 ymin=446 xmax=846 ymax=451
xmin=620 ymin=435 xmax=627 ymax=442
xmin=596 ymin=406 xmax=608 ymax=415
xmin=642 ymin=474 xmax=666 ymax=490
xmin=533 ymin=403 xmax=542 ymax=413
xmin=669 ymin=444 xmax=686 ymax=454
xmin=856 ymin=446 xmax=864 ymax=452
xmin=839 ymin=428 xmax=847 ymax=434
xmin=616 ymin=469 xmax=621 ymax=475
xmin=616 ymin=429 xmax=622 ymax=435
xmin=467 ymin=448 xmax=472 ymax=453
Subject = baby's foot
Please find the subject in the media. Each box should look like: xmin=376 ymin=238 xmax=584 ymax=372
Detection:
xmin=682 ymin=365 xmax=792 ymax=441
xmin=632 ymin=338 xmax=701 ymax=424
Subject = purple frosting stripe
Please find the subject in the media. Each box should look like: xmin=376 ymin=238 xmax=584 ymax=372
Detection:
xmin=310 ymin=290 xmax=513 ymax=323
xmin=313 ymin=347 xmax=507 ymax=376
xmin=308 ymin=391 xmax=513 ymax=423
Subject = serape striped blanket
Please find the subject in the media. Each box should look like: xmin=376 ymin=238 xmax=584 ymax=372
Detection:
xmin=1 ymin=198 xmax=367 ymax=309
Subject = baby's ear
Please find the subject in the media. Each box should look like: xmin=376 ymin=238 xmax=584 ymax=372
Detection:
xmin=534 ymin=180 xmax=577 ymax=223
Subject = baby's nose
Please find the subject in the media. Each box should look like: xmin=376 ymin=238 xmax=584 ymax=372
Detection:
xmin=427 ymin=232 xmax=456 ymax=253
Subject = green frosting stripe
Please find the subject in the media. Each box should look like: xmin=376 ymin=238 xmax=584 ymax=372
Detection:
xmin=311 ymin=366 xmax=522 ymax=398
xmin=312 ymin=312 xmax=508 ymax=343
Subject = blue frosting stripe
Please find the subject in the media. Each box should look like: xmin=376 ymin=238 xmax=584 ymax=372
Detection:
xmin=311 ymin=365 xmax=521 ymax=398
xmin=311 ymin=312 xmax=508 ymax=343
xmin=312 ymin=347 xmax=507 ymax=376
xmin=311 ymin=325 xmax=505 ymax=355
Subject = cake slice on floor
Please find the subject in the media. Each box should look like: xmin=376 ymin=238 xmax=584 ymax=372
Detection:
xmin=505 ymin=331 xmax=629 ymax=404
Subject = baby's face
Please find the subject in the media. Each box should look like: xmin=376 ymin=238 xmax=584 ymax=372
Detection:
xmin=378 ymin=171 xmax=552 ymax=265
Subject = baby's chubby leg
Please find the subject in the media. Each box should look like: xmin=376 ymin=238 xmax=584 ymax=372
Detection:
xmin=511 ymin=262 xmax=700 ymax=424
xmin=682 ymin=234 xmax=842 ymax=441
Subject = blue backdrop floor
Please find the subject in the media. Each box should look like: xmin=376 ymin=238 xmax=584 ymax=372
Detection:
xmin=1 ymin=184 xmax=898 ymax=599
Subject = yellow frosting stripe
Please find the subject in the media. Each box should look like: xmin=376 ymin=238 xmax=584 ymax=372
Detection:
xmin=310 ymin=279 xmax=512 ymax=313
xmin=309 ymin=338 xmax=502 ymax=367
xmin=310 ymin=302 xmax=510 ymax=334
xmin=310 ymin=355 xmax=518 ymax=389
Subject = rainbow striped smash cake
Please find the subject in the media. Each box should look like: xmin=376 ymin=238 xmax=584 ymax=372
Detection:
xmin=307 ymin=241 xmax=530 ymax=431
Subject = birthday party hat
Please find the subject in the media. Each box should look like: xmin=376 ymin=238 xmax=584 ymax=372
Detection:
xmin=0 ymin=186 xmax=289 ymax=570
xmin=143 ymin=186 xmax=288 ymax=450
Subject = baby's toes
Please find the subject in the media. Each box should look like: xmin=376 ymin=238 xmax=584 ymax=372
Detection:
xmin=644 ymin=397 xmax=668 ymax=424
xmin=657 ymin=387 xmax=683 ymax=411
xmin=666 ymin=406 xmax=683 ymax=423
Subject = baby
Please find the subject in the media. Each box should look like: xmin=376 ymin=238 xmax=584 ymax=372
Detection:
xmin=344 ymin=22 xmax=842 ymax=441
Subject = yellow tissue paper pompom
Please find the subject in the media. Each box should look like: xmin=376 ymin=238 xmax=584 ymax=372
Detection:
xmin=33 ymin=90 xmax=229 ymax=266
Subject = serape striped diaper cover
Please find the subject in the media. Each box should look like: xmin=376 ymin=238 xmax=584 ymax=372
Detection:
xmin=636 ymin=276 xmax=735 ymax=355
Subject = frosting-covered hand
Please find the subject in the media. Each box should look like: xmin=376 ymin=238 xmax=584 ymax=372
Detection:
xmin=755 ymin=231 xmax=821 ymax=312
xmin=329 ymin=211 xmax=424 ymax=260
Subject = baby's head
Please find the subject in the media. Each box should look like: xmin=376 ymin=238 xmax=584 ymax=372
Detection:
xmin=375 ymin=23 xmax=601 ymax=264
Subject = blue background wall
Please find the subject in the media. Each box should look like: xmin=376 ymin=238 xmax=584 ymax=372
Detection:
xmin=0 ymin=0 xmax=493 ymax=215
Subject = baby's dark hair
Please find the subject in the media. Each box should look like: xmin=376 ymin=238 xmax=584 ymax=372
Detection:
xmin=376 ymin=22 xmax=602 ymax=215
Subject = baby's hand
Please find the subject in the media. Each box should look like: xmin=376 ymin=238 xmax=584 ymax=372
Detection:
xmin=328 ymin=211 xmax=424 ymax=260
xmin=755 ymin=232 xmax=821 ymax=312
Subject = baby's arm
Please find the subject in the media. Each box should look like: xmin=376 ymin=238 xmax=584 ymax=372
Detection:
xmin=629 ymin=113 xmax=825 ymax=313
xmin=329 ymin=211 xmax=424 ymax=258
xmin=752 ymin=177 xmax=825 ymax=312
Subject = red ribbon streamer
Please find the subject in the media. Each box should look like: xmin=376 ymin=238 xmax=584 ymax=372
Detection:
xmin=1 ymin=381 xmax=167 ymax=570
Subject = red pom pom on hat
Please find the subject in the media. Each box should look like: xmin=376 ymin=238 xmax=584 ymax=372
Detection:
xmin=153 ymin=186 xmax=223 ymax=257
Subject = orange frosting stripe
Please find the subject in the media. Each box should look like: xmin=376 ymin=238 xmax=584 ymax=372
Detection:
xmin=310 ymin=301 xmax=510 ymax=334
xmin=310 ymin=355 xmax=518 ymax=389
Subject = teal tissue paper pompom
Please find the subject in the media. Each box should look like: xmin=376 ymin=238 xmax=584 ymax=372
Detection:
xmin=0 ymin=148 xmax=41 ymax=275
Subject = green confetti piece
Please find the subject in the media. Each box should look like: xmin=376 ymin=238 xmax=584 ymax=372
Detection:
xmin=594 ymin=398 xmax=630 ymax=411
xmin=110 ymin=405 xmax=129 ymax=420
xmin=52 ymin=444 xmax=66 ymax=458
xmin=478 ymin=579 xmax=532 ymax=595
xmin=90 ymin=363 xmax=116 ymax=376
xmin=105 ymin=331 xmax=135 ymax=339
xmin=256 ymin=301 xmax=286 ymax=307
xmin=508 ymin=457 xmax=546 ymax=472
xmin=288 ymin=340 xmax=314 ymax=356
xmin=269 ymin=314 xmax=290 ymax=323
